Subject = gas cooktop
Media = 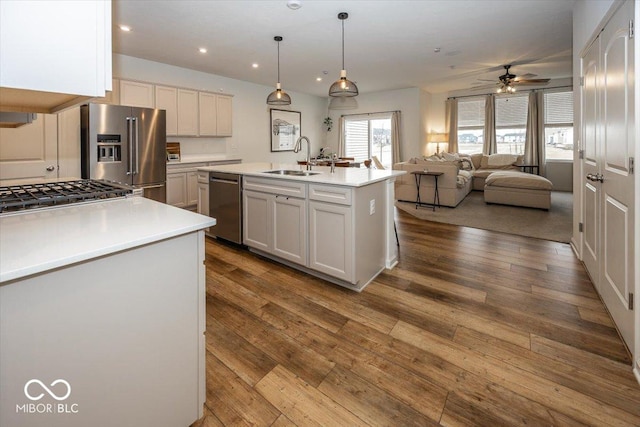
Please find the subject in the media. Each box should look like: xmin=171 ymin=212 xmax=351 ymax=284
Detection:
xmin=0 ymin=179 xmax=133 ymax=214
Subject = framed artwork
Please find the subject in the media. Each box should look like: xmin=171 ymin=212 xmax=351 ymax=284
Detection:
xmin=270 ymin=109 xmax=301 ymax=152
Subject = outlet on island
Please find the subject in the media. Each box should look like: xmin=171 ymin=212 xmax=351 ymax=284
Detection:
xmin=369 ymin=199 xmax=375 ymax=215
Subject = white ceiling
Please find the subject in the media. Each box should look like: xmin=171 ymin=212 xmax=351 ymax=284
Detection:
xmin=112 ymin=0 xmax=575 ymax=97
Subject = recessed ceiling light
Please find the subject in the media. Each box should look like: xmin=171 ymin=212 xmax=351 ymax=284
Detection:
xmin=287 ymin=0 xmax=302 ymax=10
xmin=119 ymin=25 xmax=131 ymax=32
xmin=316 ymin=77 xmax=322 ymax=82
xmin=252 ymin=63 xmax=259 ymax=68
xmin=434 ymin=47 xmax=441 ymax=53
xmin=199 ymin=47 xmax=207 ymax=54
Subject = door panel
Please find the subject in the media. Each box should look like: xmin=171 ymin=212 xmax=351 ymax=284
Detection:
xmin=598 ymin=0 xmax=634 ymax=350
xmin=582 ymin=39 xmax=600 ymax=280
xmin=584 ymin=182 xmax=598 ymax=261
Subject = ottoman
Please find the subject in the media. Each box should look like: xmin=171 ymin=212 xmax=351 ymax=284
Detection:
xmin=484 ymin=171 xmax=553 ymax=210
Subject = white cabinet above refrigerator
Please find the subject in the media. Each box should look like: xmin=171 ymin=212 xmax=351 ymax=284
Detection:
xmin=0 ymin=0 xmax=112 ymax=113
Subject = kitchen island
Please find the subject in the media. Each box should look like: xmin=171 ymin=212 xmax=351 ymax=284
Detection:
xmin=0 ymin=197 xmax=215 ymax=427
xmin=198 ymin=162 xmax=405 ymax=291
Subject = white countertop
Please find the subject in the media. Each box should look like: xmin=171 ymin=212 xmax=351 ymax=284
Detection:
xmin=197 ymin=162 xmax=405 ymax=187
xmin=0 ymin=197 xmax=216 ymax=283
xmin=167 ymin=155 xmax=242 ymax=165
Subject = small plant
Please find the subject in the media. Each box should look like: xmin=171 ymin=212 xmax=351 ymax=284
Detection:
xmin=323 ymin=117 xmax=333 ymax=132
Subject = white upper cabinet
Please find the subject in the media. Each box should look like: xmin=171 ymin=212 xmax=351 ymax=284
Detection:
xmin=155 ymin=86 xmax=178 ymax=135
xmin=199 ymin=93 xmax=233 ymax=137
xmin=120 ymin=80 xmax=154 ymax=108
xmin=0 ymin=0 xmax=112 ymax=113
xmin=198 ymin=92 xmax=217 ymax=136
xmin=216 ymin=95 xmax=233 ymax=136
xmin=177 ymin=89 xmax=198 ymax=136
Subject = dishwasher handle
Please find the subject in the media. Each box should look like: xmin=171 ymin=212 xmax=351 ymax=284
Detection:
xmin=210 ymin=177 xmax=239 ymax=185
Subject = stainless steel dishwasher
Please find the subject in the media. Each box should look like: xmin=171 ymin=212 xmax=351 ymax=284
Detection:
xmin=209 ymin=172 xmax=242 ymax=244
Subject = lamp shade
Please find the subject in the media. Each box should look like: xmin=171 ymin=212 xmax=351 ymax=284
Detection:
xmin=427 ymin=132 xmax=449 ymax=143
xmin=329 ymin=70 xmax=359 ymax=97
xmin=267 ymin=83 xmax=292 ymax=105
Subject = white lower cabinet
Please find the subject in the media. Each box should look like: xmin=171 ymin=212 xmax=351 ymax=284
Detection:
xmin=308 ymin=184 xmax=354 ymax=282
xmin=196 ymin=170 xmax=209 ymax=216
xmin=308 ymin=200 xmax=353 ymax=282
xmin=167 ymin=170 xmax=188 ymax=208
xmin=242 ymin=178 xmax=385 ymax=289
xmin=168 ymin=160 xmax=240 ymax=210
xmin=243 ymin=177 xmax=307 ymax=265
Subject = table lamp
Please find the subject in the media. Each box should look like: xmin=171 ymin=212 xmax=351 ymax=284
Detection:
xmin=427 ymin=132 xmax=449 ymax=154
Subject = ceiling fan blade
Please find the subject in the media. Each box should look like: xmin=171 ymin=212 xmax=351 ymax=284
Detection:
xmin=513 ymin=78 xmax=550 ymax=85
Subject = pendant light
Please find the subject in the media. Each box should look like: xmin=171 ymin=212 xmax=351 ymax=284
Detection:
xmin=329 ymin=12 xmax=358 ymax=97
xmin=267 ymin=36 xmax=292 ymax=105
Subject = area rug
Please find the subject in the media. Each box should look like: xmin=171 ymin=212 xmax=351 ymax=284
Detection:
xmin=395 ymin=191 xmax=573 ymax=243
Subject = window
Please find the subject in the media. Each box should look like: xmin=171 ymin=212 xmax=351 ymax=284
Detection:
xmin=495 ymin=95 xmax=528 ymax=155
xmin=344 ymin=115 xmax=392 ymax=168
xmin=456 ymin=98 xmax=484 ymax=154
xmin=544 ymin=91 xmax=573 ymax=160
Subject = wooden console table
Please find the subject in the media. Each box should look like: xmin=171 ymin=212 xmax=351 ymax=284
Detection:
xmin=411 ymin=171 xmax=443 ymax=211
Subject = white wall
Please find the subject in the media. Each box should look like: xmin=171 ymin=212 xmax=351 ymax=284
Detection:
xmin=113 ymin=54 xmax=327 ymax=164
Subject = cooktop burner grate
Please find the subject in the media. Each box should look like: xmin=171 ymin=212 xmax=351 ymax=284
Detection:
xmin=0 ymin=180 xmax=133 ymax=213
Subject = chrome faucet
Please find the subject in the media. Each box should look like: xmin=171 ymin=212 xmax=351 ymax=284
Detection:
xmin=294 ymin=136 xmax=312 ymax=170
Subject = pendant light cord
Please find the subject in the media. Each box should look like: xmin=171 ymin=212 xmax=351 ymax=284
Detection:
xmin=341 ymin=19 xmax=345 ymax=70
xmin=277 ymin=40 xmax=281 ymax=83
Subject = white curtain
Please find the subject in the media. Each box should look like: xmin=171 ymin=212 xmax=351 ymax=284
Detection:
xmin=391 ymin=111 xmax=401 ymax=164
xmin=337 ymin=116 xmax=346 ymax=157
xmin=445 ymin=99 xmax=458 ymax=153
xmin=524 ymin=91 xmax=546 ymax=175
xmin=482 ymin=94 xmax=496 ymax=154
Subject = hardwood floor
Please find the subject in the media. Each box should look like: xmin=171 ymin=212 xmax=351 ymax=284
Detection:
xmin=194 ymin=209 xmax=640 ymax=427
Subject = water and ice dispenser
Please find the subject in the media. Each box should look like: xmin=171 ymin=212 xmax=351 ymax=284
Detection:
xmin=96 ymin=134 xmax=122 ymax=163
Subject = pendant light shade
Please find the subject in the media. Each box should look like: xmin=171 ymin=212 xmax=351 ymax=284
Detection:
xmin=329 ymin=12 xmax=358 ymax=97
xmin=267 ymin=36 xmax=292 ymax=105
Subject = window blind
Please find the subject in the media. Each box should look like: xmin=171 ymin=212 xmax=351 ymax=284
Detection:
xmin=344 ymin=120 xmax=369 ymax=160
xmin=457 ymin=98 xmax=484 ymax=128
xmin=495 ymin=95 xmax=528 ymax=128
xmin=544 ymin=91 xmax=573 ymax=125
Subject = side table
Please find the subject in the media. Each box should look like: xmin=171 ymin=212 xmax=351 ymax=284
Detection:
xmin=411 ymin=171 xmax=444 ymax=211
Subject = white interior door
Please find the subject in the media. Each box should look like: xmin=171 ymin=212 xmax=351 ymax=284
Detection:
xmin=0 ymin=114 xmax=58 ymax=183
xmin=599 ymin=0 xmax=635 ymax=351
xmin=581 ymin=39 xmax=600 ymax=282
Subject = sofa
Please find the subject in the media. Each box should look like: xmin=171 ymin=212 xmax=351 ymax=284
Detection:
xmin=469 ymin=153 xmax=524 ymax=190
xmin=393 ymin=155 xmax=473 ymax=207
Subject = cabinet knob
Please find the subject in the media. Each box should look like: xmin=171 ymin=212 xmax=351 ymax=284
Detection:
xmin=46 ymin=165 xmax=55 ymax=172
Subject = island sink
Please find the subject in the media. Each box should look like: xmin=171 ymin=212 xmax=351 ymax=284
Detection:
xmin=263 ymin=169 xmax=320 ymax=176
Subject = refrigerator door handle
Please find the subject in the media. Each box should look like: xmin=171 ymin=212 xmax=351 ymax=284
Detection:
xmin=126 ymin=117 xmax=133 ymax=176
xmin=133 ymin=117 xmax=139 ymax=175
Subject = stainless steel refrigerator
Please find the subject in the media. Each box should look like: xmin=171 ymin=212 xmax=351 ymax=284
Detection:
xmin=81 ymin=103 xmax=167 ymax=203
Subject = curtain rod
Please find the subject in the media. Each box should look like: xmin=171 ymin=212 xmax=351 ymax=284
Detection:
xmin=340 ymin=110 xmax=400 ymax=117
xmin=447 ymin=85 xmax=573 ymax=100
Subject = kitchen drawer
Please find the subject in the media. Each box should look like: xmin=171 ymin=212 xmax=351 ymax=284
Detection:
xmin=197 ymin=170 xmax=209 ymax=184
xmin=244 ymin=177 xmax=306 ymax=198
xmin=309 ymin=184 xmax=352 ymax=206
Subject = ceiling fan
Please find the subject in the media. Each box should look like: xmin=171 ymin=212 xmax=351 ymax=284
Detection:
xmin=495 ymin=64 xmax=550 ymax=93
